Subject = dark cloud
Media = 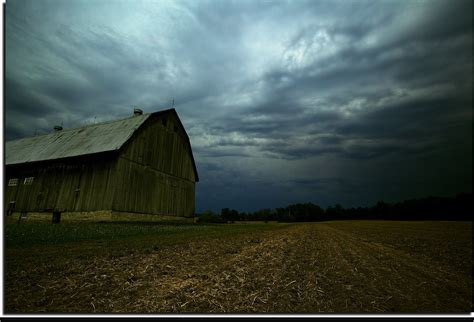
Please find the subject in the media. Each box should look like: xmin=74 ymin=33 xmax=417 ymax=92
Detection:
xmin=5 ymin=78 xmax=59 ymax=118
xmin=4 ymin=0 xmax=472 ymax=211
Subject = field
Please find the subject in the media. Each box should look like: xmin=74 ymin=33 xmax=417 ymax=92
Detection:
xmin=4 ymin=220 xmax=472 ymax=313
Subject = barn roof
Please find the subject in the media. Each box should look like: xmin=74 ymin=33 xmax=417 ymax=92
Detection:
xmin=6 ymin=108 xmax=199 ymax=181
xmin=6 ymin=113 xmax=151 ymax=165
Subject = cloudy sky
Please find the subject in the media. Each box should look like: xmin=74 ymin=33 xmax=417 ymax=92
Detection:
xmin=5 ymin=0 xmax=472 ymax=212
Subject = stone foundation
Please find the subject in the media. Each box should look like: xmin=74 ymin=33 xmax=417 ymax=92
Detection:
xmin=6 ymin=210 xmax=195 ymax=223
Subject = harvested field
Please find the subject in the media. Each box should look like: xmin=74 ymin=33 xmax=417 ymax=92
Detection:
xmin=4 ymin=220 xmax=472 ymax=313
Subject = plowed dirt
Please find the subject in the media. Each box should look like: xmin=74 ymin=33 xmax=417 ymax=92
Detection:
xmin=5 ymin=221 xmax=472 ymax=313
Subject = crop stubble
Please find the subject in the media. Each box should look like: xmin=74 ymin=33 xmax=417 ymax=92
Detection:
xmin=5 ymin=221 xmax=472 ymax=313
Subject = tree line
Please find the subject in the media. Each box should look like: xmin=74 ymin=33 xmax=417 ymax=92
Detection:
xmin=196 ymin=192 xmax=472 ymax=223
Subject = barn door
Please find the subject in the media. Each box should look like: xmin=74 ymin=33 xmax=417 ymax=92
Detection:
xmin=44 ymin=166 xmax=63 ymax=211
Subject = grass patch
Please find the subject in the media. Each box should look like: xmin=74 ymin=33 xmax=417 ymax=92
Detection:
xmin=5 ymin=221 xmax=288 ymax=266
xmin=6 ymin=221 xmax=284 ymax=247
xmin=6 ymin=222 xmax=207 ymax=247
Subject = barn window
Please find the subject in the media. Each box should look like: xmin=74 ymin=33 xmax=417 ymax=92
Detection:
xmin=162 ymin=117 xmax=167 ymax=127
xmin=173 ymin=125 xmax=178 ymax=133
xmin=24 ymin=177 xmax=34 ymax=185
xmin=8 ymin=178 xmax=18 ymax=186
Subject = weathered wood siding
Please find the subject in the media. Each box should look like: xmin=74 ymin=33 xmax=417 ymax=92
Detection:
xmin=112 ymin=113 xmax=196 ymax=217
xmin=121 ymin=113 xmax=196 ymax=182
xmin=5 ymin=157 xmax=116 ymax=213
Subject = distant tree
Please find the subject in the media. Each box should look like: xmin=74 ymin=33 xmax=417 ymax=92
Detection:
xmin=215 ymin=192 xmax=472 ymax=223
xmin=258 ymin=208 xmax=272 ymax=221
xmin=326 ymin=203 xmax=344 ymax=220
xmin=196 ymin=210 xmax=224 ymax=223
xmin=307 ymin=203 xmax=325 ymax=221
xmin=239 ymin=211 xmax=248 ymax=221
xmin=374 ymin=201 xmax=389 ymax=218
xmin=221 ymin=208 xmax=240 ymax=222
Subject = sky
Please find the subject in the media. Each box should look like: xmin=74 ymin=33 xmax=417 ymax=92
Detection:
xmin=4 ymin=0 xmax=472 ymax=212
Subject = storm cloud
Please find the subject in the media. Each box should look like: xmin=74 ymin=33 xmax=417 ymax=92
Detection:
xmin=5 ymin=0 xmax=472 ymax=211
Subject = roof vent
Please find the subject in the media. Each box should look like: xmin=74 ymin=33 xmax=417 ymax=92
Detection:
xmin=133 ymin=108 xmax=143 ymax=116
xmin=53 ymin=125 xmax=63 ymax=132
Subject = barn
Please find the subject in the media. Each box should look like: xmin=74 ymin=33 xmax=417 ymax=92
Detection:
xmin=4 ymin=108 xmax=199 ymax=221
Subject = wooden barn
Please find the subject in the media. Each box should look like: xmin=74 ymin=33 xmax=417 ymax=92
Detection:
xmin=4 ymin=108 xmax=199 ymax=221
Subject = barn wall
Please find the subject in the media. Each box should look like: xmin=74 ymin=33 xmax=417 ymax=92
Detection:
xmin=112 ymin=113 xmax=196 ymax=217
xmin=121 ymin=113 xmax=196 ymax=182
xmin=112 ymin=157 xmax=195 ymax=217
xmin=5 ymin=157 xmax=116 ymax=213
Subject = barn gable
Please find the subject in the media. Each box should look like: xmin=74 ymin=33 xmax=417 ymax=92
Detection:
xmin=122 ymin=109 xmax=199 ymax=182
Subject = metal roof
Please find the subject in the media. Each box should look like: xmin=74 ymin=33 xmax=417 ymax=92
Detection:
xmin=6 ymin=113 xmax=151 ymax=165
